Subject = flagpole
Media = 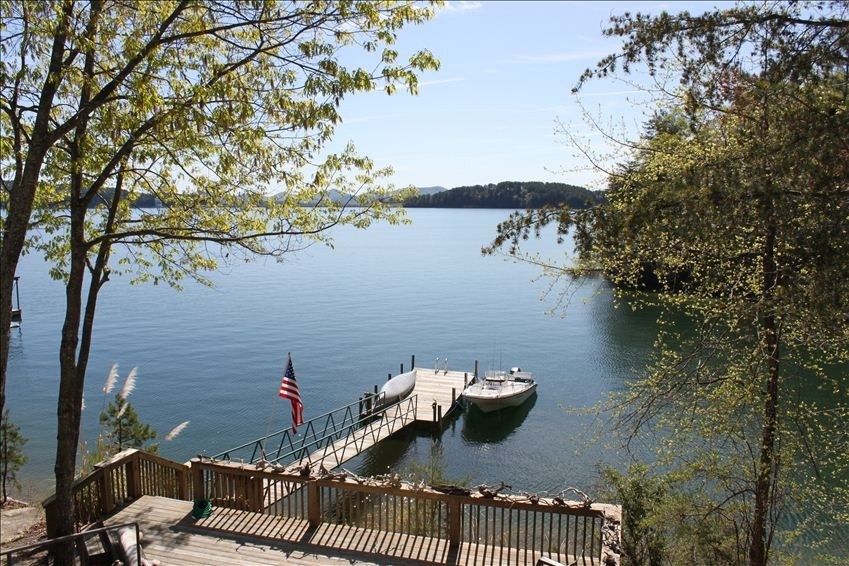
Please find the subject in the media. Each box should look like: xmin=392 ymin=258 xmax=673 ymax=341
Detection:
xmin=262 ymin=393 xmax=278 ymax=462
xmin=262 ymin=352 xmax=289 ymax=462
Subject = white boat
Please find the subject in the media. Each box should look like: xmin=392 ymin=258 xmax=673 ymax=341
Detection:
xmin=462 ymin=367 xmax=537 ymax=413
xmin=375 ymin=370 xmax=416 ymax=408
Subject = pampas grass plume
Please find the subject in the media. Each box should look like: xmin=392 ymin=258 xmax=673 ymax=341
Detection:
xmin=119 ymin=367 xmax=138 ymax=400
xmin=103 ymin=363 xmax=119 ymax=395
xmin=116 ymin=400 xmax=129 ymax=419
xmin=164 ymin=421 xmax=190 ymax=441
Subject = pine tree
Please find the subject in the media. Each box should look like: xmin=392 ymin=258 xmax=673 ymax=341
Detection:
xmin=1 ymin=409 xmax=27 ymax=503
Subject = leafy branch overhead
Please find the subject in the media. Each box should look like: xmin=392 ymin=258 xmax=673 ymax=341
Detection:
xmin=0 ymin=1 xmax=442 ymax=550
xmin=2 ymin=1 xmax=441 ymax=285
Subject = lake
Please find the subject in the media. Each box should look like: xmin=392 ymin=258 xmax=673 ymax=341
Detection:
xmin=7 ymin=208 xmax=655 ymax=498
xmin=7 ymin=207 xmax=846 ymax=555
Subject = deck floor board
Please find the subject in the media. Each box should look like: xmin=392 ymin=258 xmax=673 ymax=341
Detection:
xmin=104 ymin=496 xmax=594 ymax=566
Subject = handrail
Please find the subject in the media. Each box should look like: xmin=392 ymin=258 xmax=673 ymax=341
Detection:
xmin=214 ymin=392 xmax=419 ymax=468
xmin=39 ymin=448 xmax=620 ymax=564
xmin=190 ymin=458 xmax=620 ymax=563
xmin=42 ymin=449 xmax=191 ymax=538
xmin=0 ymin=521 xmax=141 ymax=565
xmin=306 ymin=395 xmax=417 ymax=469
xmin=215 ymin=392 xmax=386 ymax=459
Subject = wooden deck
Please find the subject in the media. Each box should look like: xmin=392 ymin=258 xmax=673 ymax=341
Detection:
xmin=105 ymin=495 xmax=598 ymax=566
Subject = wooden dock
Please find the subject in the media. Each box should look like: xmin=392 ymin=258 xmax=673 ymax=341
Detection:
xmin=408 ymin=367 xmax=471 ymax=423
xmin=303 ymin=367 xmax=472 ymax=471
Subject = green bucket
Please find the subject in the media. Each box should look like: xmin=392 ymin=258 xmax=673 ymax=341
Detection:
xmin=191 ymin=498 xmax=213 ymax=519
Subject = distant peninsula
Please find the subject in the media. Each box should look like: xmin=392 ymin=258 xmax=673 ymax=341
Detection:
xmin=403 ymin=181 xmax=603 ymax=209
xmin=2 ymin=181 xmax=603 ymax=211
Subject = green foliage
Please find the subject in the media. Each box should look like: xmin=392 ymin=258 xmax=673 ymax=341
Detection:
xmin=98 ymin=395 xmax=158 ymax=455
xmin=600 ymin=465 xmax=667 ymax=566
xmin=488 ymin=2 xmax=849 ymax=563
xmin=79 ymin=365 xmax=189 ymax=476
xmin=1 ymin=409 xmax=28 ymax=502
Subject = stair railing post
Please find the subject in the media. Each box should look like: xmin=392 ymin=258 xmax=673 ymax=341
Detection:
xmin=100 ymin=468 xmax=115 ymax=515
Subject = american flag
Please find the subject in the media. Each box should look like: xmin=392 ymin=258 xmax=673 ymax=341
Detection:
xmin=278 ymin=353 xmax=304 ymax=433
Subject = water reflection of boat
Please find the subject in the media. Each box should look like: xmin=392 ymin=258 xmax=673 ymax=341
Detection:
xmin=462 ymin=393 xmax=537 ymax=444
xmin=353 ymin=427 xmax=418 ymax=476
xmin=461 ymin=368 xmax=536 ymax=413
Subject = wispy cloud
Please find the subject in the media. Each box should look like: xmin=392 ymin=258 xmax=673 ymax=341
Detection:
xmin=575 ymin=89 xmax=647 ymax=98
xmin=419 ymin=77 xmax=466 ymax=87
xmin=516 ymin=51 xmax=608 ymax=64
xmin=440 ymin=1 xmax=484 ymax=13
xmin=344 ymin=112 xmax=409 ymax=125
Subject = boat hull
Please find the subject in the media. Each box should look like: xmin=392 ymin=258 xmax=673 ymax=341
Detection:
xmin=376 ymin=370 xmax=416 ymax=407
xmin=463 ymin=381 xmax=537 ymax=413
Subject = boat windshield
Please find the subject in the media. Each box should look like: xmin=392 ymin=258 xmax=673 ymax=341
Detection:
xmin=484 ymin=370 xmax=507 ymax=382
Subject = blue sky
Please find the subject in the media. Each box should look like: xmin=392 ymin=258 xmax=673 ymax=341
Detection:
xmin=330 ymin=1 xmax=729 ymax=191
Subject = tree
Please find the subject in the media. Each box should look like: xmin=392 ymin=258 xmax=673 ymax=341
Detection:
xmin=80 ymin=365 xmax=189 ymax=474
xmin=488 ymin=2 xmax=849 ymax=563
xmin=1 ymin=409 xmax=28 ymax=503
xmin=98 ymin=396 xmax=157 ymax=454
xmin=1 ymin=0 xmax=440 ymax=550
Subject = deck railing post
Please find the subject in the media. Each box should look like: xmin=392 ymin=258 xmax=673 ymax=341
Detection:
xmin=307 ymin=480 xmax=321 ymax=528
xmin=126 ymin=453 xmax=142 ymax=501
xmin=191 ymin=459 xmax=205 ymax=501
xmin=448 ymin=497 xmax=462 ymax=548
xmin=177 ymin=465 xmax=189 ymax=500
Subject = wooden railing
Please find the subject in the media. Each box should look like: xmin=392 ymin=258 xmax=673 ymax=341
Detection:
xmin=48 ymin=451 xmax=621 ymax=564
xmin=43 ymin=449 xmax=191 ymax=537
xmin=192 ymin=458 xmax=621 ymax=564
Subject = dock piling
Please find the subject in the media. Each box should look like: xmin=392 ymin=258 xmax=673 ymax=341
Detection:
xmin=411 ymin=354 xmax=415 ymax=369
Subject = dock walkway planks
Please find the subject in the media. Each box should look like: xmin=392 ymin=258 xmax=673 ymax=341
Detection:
xmin=104 ymin=495 xmax=592 ymax=566
xmin=408 ymin=367 xmax=470 ymax=423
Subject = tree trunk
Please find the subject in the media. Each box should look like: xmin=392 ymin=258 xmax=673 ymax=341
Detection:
xmin=749 ymin=222 xmax=780 ymax=566
xmin=52 ymin=202 xmax=88 ymax=562
xmin=0 ymin=1 xmax=73 ymax=420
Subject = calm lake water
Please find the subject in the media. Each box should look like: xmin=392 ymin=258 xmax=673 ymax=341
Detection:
xmin=8 ymin=208 xmax=655 ymax=498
